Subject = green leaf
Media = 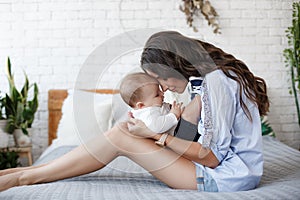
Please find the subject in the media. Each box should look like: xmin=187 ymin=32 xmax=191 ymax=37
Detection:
xmin=4 ymin=94 xmax=15 ymax=117
xmin=21 ymin=74 xmax=29 ymax=101
xmin=21 ymin=127 xmax=28 ymax=135
xmin=261 ymin=117 xmax=275 ymax=137
xmin=5 ymin=115 xmax=16 ymax=134
xmin=15 ymin=102 xmax=24 ymax=126
xmin=5 ymin=57 xmax=15 ymax=96
xmin=23 ymin=107 xmax=33 ymax=121
xmin=0 ymin=148 xmax=21 ymax=169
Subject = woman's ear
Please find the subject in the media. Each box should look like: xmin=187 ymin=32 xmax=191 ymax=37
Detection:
xmin=136 ymin=102 xmax=144 ymax=109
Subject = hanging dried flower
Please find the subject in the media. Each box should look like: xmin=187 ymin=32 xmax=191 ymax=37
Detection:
xmin=179 ymin=0 xmax=220 ymax=34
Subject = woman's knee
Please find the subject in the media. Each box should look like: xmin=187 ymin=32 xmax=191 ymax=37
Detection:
xmin=105 ymin=124 xmax=134 ymax=153
xmin=105 ymin=124 xmax=157 ymax=157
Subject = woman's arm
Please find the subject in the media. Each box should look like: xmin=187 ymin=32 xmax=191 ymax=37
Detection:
xmin=153 ymin=134 xmax=219 ymax=168
xmin=128 ymin=118 xmax=219 ymax=168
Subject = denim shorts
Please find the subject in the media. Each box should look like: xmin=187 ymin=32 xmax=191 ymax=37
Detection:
xmin=195 ymin=165 xmax=218 ymax=192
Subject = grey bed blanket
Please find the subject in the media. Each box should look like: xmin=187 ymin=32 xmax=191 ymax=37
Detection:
xmin=0 ymin=136 xmax=300 ymax=200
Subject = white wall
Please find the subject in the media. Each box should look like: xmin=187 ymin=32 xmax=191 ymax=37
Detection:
xmin=0 ymin=0 xmax=299 ymax=161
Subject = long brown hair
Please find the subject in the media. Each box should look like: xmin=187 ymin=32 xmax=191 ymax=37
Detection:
xmin=141 ymin=31 xmax=269 ymax=119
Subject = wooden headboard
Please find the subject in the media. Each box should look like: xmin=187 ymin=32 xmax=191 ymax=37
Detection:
xmin=48 ymin=89 xmax=119 ymax=145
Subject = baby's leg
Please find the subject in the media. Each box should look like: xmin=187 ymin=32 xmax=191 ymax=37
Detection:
xmin=181 ymin=95 xmax=201 ymax=125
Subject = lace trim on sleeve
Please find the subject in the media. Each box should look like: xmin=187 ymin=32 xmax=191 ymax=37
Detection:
xmin=201 ymin=79 xmax=213 ymax=148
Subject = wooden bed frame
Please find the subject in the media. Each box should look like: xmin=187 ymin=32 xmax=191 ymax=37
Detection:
xmin=48 ymin=89 xmax=119 ymax=145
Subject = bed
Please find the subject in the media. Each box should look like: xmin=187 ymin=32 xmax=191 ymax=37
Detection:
xmin=0 ymin=89 xmax=300 ymax=200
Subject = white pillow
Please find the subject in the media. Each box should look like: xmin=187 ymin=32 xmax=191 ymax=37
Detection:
xmin=51 ymin=90 xmax=113 ymax=147
xmin=50 ymin=88 xmax=189 ymax=147
xmin=110 ymin=94 xmax=131 ymax=126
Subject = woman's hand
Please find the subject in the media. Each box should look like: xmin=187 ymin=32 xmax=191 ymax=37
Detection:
xmin=127 ymin=118 xmax=157 ymax=139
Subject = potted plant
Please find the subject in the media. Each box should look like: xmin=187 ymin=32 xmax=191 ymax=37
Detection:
xmin=0 ymin=92 xmax=5 ymax=120
xmin=0 ymin=93 xmax=10 ymax=148
xmin=284 ymin=2 xmax=300 ymax=126
xmin=261 ymin=116 xmax=275 ymax=137
xmin=3 ymin=57 xmax=39 ymax=147
xmin=0 ymin=148 xmax=21 ymax=169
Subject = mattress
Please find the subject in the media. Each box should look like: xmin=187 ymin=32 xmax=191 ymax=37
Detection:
xmin=0 ymin=136 xmax=300 ymax=200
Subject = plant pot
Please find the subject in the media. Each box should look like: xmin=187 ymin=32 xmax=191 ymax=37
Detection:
xmin=7 ymin=134 xmax=15 ymax=147
xmin=0 ymin=120 xmax=9 ymax=148
xmin=13 ymin=129 xmax=31 ymax=147
xmin=26 ymin=128 xmax=33 ymax=137
xmin=0 ymin=119 xmax=7 ymax=131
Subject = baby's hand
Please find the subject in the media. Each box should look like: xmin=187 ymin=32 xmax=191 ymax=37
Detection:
xmin=170 ymin=101 xmax=184 ymax=119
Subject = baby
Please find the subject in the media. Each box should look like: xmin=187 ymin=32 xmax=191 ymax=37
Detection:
xmin=120 ymin=72 xmax=201 ymax=141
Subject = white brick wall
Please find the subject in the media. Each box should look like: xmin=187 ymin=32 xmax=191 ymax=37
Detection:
xmin=0 ymin=0 xmax=299 ymax=161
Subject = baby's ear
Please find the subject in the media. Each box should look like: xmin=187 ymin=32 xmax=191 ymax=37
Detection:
xmin=136 ymin=102 xmax=144 ymax=109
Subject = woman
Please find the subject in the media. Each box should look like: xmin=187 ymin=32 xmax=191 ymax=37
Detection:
xmin=0 ymin=31 xmax=269 ymax=192
xmin=139 ymin=31 xmax=269 ymax=191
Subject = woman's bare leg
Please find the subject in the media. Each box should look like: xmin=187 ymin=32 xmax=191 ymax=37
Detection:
xmin=107 ymin=125 xmax=197 ymax=190
xmin=0 ymin=127 xmax=119 ymax=191
xmin=0 ymin=125 xmax=197 ymax=191
xmin=181 ymin=95 xmax=201 ymax=125
xmin=0 ymin=164 xmax=47 ymax=176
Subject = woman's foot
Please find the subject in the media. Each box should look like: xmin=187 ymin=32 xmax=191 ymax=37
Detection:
xmin=0 ymin=171 xmax=23 ymax=192
xmin=0 ymin=167 xmax=23 ymax=176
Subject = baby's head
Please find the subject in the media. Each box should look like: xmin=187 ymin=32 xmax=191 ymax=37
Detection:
xmin=120 ymin=72 xmax=164 ymax=109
